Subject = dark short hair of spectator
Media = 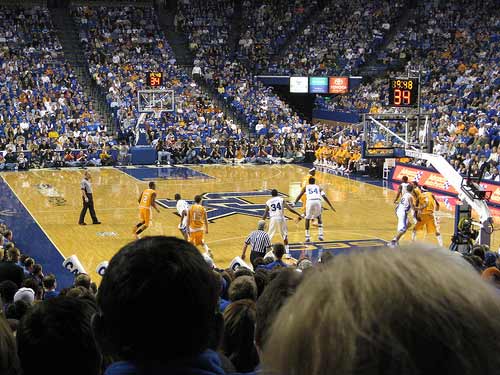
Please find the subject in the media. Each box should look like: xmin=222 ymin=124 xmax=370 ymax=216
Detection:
xmin=0 ymin=315 xmax=20 ymax=374
xmin=5 ymin=300 xmax=30 ymax=321
xmin=255 ymin=268 xmax=302 ymax=349
xmin=0 ymin=281 xmax=18 ymax=304
xmin=23 ymin=258 xmax=34 ymax=269
xmin=90 ymin=282 xmax=98 ymax=295
xmin=222 ymin=299 xmax=259 ymax=372
xmin=66 ymin=286 xmax=96 ymax=302
xmin=471 ymin=245 xmax=485 ymax=261
xmin=17 ymin=297 xmax=100 ymax=375
xmin=42 ymin=274 xmax=56 ymax=290
xmin=228 ymin=275 xmax=257 ymax=302
xmin=7 ymin=248 xmax=20 ymax=261
xmin=251 ymin=256 xmax=265 ymax=269
xmin=74 ymin=273 xmax=91 ymax=289
xmin=19 ymin=254 xmax=28 ymax=265
xmin=22 ymin=279 xmax=41 ymax=300
xmin=234 ymin=267 xmax=254 ymax=279
xmin=273 ymin=244 xmax=286 ymax=259
xmin=32 ymin=264 xmax=42 ymax=276
xmin=254 ymin=269 xmax=270 ymax=297
xmin=93 ymin=236 xmax=218 ymax=363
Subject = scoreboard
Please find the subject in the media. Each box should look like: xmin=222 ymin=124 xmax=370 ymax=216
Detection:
xmin=388 ymin=78 xmax=419 ymax=108
xmin=147 ymin=72 xmax=163 ymax=87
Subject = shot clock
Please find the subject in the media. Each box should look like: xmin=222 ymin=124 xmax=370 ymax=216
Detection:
xmin=388 ymin=78 xmax=419 ymax=108
xmin=147 ymin=72 xmax=163 ymax=87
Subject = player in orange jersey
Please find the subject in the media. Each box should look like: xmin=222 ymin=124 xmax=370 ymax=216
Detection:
xmin=187 ymin=195 xmax=211 ymax=255
xmin=134 ymin=181 xmax=160 ymax=239
xmin=412 ymin=186 xmax=443 ymax=246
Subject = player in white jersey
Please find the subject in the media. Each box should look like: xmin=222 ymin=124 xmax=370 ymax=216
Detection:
xmin=393 ymin=175 xmax=410 ymax=204
xmin=261 ymin=189 xmax=303 ymax=254
xmin=174 ymin=193 xmax=189 ymax=240
xmin=294 ymin=177 xmax=336 ymax=242
xmin=389 ymin=184 xmax=415 ymax=247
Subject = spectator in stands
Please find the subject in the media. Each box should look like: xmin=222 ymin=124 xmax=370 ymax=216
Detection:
xmin=255 ymin=268 xmax=303 ymax=358
xmin=4 ymin=149 xmax=18 ymax=171
xmin=263 ymin=245 xmax=500 ymax=375
xmin=74 ymin=273 xmax=92 ymax=292
xmin=0 ymin=248 xmax=24 ymax=287
xmin=22 ymin=258 xmax=34 ymax=278
xmin=222 ymin=299 xmax=259 ymax=372
xmin=93 ymin=236 xmax=224 ymax=375
xmin=156 ymin=140 xmax=171 ymax=165
xmin=17 ymin=297 xmax=101 ymax=375
xmin=13 ymin=288 xmax=35 ymax=306
xmin=258 ymin=243 xmax=287 ymax=270
xmin=0 ymin=315 xmax=20 ymax=375
xmin=228 ymin=275 xmax=257 ymax=302
xmin=0 ymin=280 xmax=17 ymax=310
xmin=42 ymin=274 xmax=58 ymax=300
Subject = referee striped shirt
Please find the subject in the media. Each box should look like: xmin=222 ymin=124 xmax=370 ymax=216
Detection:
xmin=245 ymin=230 xmax=272 ymax=254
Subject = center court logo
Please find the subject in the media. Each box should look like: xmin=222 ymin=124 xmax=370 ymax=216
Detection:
xmin=157 ymin=190 xmax=290 ymax=222
xmin=35 ymin=184 xmax=67 ymax=206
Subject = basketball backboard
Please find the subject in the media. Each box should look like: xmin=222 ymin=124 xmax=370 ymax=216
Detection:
xmin=137 ymin=89 xmax=175 ymax=115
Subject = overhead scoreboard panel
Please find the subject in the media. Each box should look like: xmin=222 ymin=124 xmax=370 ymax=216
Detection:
xmin=388 ymin=77 xmax=419 ymax=108
xmin=147 ymin=72 xmax=163 ymax=87
xmin=290 ymin=77 xmax=309 ymax=93
xmin=308 ymin=77 xmax=329 ymax=93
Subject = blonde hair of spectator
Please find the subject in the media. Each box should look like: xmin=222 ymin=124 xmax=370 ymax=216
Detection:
xmin=263 ymin=245 xmax=500 ymax=375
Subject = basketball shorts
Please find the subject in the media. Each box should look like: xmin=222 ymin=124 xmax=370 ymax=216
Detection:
xmin=179 ymin=217 xmax=188 ymax=231
xmin=396 ymin=209 xmax=409 ymax=232
xmin=268 ymin=217 xmax=288 ymax=240
xmin=139 ymin=207 xmax=151 ymax=226
xmin=305 ymin=200 xmax=322 ymax=220
xmin=189 ymin=230 xmax=205 ymax=246
xmin=414 ymin=214 xmax=438 ymax=234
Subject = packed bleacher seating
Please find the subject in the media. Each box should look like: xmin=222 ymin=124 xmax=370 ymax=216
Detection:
xmin=313 ymin=0 xmax=499 ymax=176
xmin=238 ymin=0 xmax=318 ymax=72
xmin=0 ymin=6 xmax=105 ymax=167
xmin=2 ymin=3 xmax=500 ymax=373
xmin=270 ymin=0 xmax=406 ymax=75
xmin=178 ymin=0 xmax=313 ymax=139
xmin=74 ymin=5 xmax=242 ymax=152
xmin=0 ymin=0 xmax=496 ymax=180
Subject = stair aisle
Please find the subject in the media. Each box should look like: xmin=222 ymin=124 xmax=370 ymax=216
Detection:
xmin=50 ymin=7 xmax=116 ymax=134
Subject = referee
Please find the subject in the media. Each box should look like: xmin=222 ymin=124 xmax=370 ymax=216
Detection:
xmin=78 ymin=171 xmax=101 ymax=225
xmin=241 ymin=220 xmax=272 ymax=266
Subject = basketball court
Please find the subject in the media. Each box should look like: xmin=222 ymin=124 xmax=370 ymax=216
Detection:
xmin=2 ymin=164 xmax=498 ymax=286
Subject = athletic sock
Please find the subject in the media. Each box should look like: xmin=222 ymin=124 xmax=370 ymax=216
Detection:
xmin=318 ymin=225 xmax=324 ymax=237
xmin=437 ymin=234 xmax=443 ymax=247
xmin=203 ymin=243 xmax=209 ymax=252
xmin=136 ymin=228 xmax=145 ymax=235
xmin=285 ymin=244 xmax=290 ymax=254
xmin=411 ymin=231 xmax=416 ymax=241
